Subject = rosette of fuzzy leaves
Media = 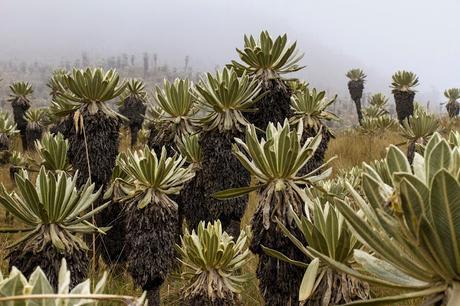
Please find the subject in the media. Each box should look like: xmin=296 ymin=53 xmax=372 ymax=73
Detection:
xmin=289 ymin=87 xmax=338 ymax=175
xmin=57 ymin=68 xmax=127 ymax=118
xmin=154 ymin=78 xmax=196 ymax=134
xmin=400 ymin=107 xmax=439 ymax=162
xmin=177 ymin=220 xmax=250 ymax=305
xmin=364 ymin=93 xmax=389 ymax=118
xmin=0 ymin=111 xmax=18 ymax=139
xmin=391 ymin=70 xmax=419 ymax=92
xmin=358 ymin=116 xmax=397 ymax=136
xmin=148 ymin=78 xmax=197 ymax=153
xmin=0 ymin=168 xmax=104 ymax=252
xmin=346 ymin=69 xmax=366 ymax=82
xmin=116 ymin=146 xmax=195 ymax=209
xmin=8 ymin=81 xmax=33 ymax=103
xmin=35 ymin=132 xmax=72 ymax=173
xmin=194 ymin=67 xmax=262 ymax=132
xmin=47 ymin=69 xmax=68 ymax=98
xmin=228 ymin=31 xmax=305 ymax=80
xmin=290 ymin=87 xmax=338 ymax=133
xmin=120 ymin=78 xmax=149 ymax=103
xmin=176 ymin=133 xmax=202 ymax=169
xmin=214 ymin=120 xmax=333 ymax=224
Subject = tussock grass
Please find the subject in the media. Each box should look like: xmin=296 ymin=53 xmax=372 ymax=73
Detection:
xmin=326 ymin=130 xmax=405 ymax=172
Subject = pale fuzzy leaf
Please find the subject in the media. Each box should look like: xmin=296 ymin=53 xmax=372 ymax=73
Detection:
xmin=299 ymin=258 xmax=320 ymax=301
xmin=340 ymin=286 xmax=446 ymax=305
xmin=412 ymin=153 xmax=426 ymax=183
xmin=354 ymin=250 xmax=430 ymax=287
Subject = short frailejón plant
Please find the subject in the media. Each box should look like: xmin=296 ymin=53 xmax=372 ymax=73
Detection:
xmin=177 ymin=220 xmax=250 ymax=305
xmin=0 ymin=167 xmax=105 ymax=288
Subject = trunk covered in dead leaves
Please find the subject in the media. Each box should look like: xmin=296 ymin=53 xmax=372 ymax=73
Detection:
xmin=246 ymin=79 xmax=292 ymax=131
xmin=125 ymin=201 xmax=178 ymax=306
xmin=182 ymin=129 xmax=249 ymax=237
xmin=8 ymin=242 xmax=89 ymax=290
xmin=118 ymin=96 xmax=146 ymax=146
xmin=250 ymin=189 xmax=308 ymax=306
xmin=304 ymin=270 xmax=370 ymax=306
xmin=394 ymin=90 xmax=415 ymax=123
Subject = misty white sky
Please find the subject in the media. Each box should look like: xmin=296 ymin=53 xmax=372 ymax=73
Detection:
xmin=1 ymin=0 xmax=459 ymax=102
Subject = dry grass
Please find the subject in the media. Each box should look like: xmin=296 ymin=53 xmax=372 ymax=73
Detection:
xmin=326 ymin=129 xmax=405 ymax=172
xmin=0 ymin=127 xmax=433 ymax=305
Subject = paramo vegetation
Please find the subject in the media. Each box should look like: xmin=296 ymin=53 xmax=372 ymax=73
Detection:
xmin=0 ymin=31 xmax=460 ymax=306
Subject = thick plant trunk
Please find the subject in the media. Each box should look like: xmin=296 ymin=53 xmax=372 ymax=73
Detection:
xmin=250 ymin=190 xmax=308 ymax=306
xmin=12 ymin=98 xmax=30 ymax=151
xmin=353 ymin=99 xmax=363 ymax=123
xmin=306 ymin=270 xmax=370 ymax=305
xmin=298 ymin=126 xmax=332 ymax=176
xmin=67 ymin=109 xmax=120 ymax=189
xmin=446 ymin=102 xmax=460 ymax=118
xmin=183 ymin=129 xmax=250 ymax=236
xmin=183 ymin=293 xmax=239 ymax=306
xmin=393 ymin=90 xmax=415 ymax=123
xmin=119 ymin=96 xmax=146 ymax=147
xmin=146 ymin=286 xmax=160 ymax=306
xmin=130 ymin=125 xmax=140 ymax=146
xmin=19 ymin=131 xmax=27 ymax=151
xmin=0 ymin=133 xmax=11 ymax=165
xmin=169 ymin=193 xmax=184 ymax=271
xmin=67 ymin=109 xmax=120 ymax=262
xmin=147 ymin=124 xmax=176 ymax=155
xmin=407 ymin=141 xmax=416 ymax=165
xmin=9 ymin=166 xmax=19 ymax=181
xmin=7 ymin=242 xmax=88 ymax=290
xmin=25 ymin=125 xmax=44 ymax=150
xmin=180 ymin=168 xmax=206 ymax=230
xmin=0 ymin=133 xmax=10 ymax=151
xmin=245 ymin=79 xmax=292 ymax=131
xmin=99 ymin=199 xmax=128 ymax=266
xmin=0 ymin=151 xmax=11 ymax=165
xmin=125 ymin=202 xmax=178 ymax=304
xmin=50 ymin=116 xmax=73 ymax=138
xmin=347 ymin=80 xmax=364 ymax=125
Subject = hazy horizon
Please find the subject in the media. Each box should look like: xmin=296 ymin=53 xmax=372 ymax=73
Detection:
xmin=1 ymin=0 xmax=459 ymax=105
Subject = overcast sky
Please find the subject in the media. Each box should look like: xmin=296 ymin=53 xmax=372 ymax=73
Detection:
xmin=1 ymin=0 xmax=459 ymax=101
